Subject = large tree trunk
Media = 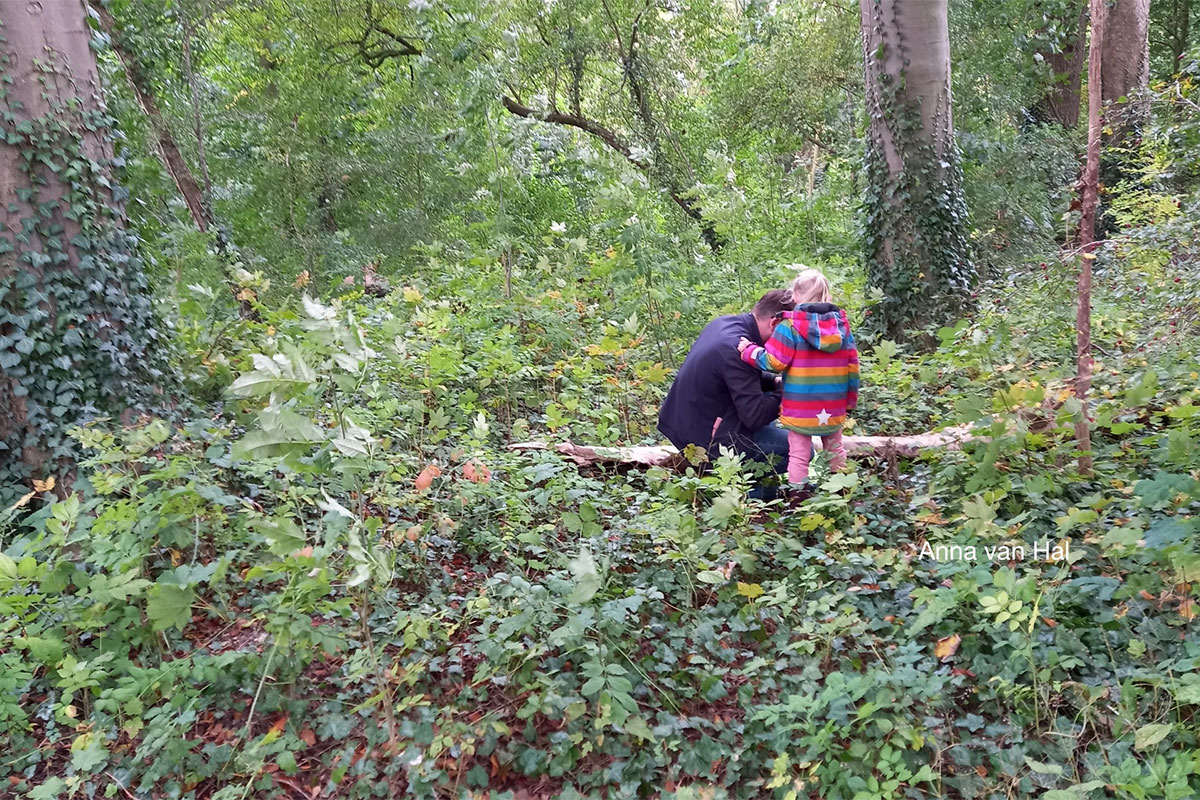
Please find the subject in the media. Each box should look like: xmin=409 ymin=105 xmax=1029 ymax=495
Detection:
xmin=1101 ymin=0 xmax=1150 ymax=131
xmin=1035 ymin=0 xmax=1088 ymax=128
xmin=859 ymin=0 xmax=973 ymax=340
xmin=1076 ymin=0 xmax=1105 ymax=476
xmin=0 ymin=0 xmax=165 ymax=499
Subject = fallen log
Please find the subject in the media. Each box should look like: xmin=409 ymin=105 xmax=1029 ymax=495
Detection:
xmin=509 ymin=424 xmax=978 ymax=468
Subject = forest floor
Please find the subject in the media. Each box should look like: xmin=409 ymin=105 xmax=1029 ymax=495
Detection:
xmin=3 ymin=252 xmax=1200 ymax=800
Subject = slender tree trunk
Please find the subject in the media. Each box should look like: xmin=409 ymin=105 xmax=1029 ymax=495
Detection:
xmin=0 ymin=0 xmax=165 ymax=496
xmin=1036 ymin=0 xmax=1088 ymax=128
xmin=859 ymin=0 xmax=973 ymax=338
xmin=90 ymin=0 xmax=211 ymax=231
xmin=1165 ymin=0 xmax=1192 ymax=69
xmin=807 ymin=143 xmax=821 ymax=200
xmin=1076 ymin=0 xmax=1105 ymax=476
xmin=1101 ymin=0 xmax=1150 ymax=133
xmin=1178 ymin=0 xmax=1192 ymax=67
xmin=182 ymin=25 xmax=214 ymax=206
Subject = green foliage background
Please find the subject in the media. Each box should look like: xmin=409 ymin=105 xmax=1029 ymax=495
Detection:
xmin=3 ymin=0 xmax=1200 ymax=797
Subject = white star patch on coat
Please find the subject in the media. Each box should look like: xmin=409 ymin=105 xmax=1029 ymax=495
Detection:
xmin=816 ymin=409 xmax=832 ymax=425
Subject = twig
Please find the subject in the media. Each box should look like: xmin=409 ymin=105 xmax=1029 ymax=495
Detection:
xmin=242 ymin=637 xmax=279 ymax=738
xmin=104 ymin=773 xmax=139 ymax=800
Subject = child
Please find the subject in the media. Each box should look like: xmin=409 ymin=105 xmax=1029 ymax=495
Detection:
xmin=737 ymin=269 xmax=859 ymax=487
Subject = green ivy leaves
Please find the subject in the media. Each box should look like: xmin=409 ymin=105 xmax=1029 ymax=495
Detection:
xmin=1 ymin=45 xmax=172 ymax=501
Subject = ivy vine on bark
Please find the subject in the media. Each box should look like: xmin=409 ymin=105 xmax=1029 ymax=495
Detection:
xmin=0 ymin=20 xmax=171 ymax=501
xmin=859 ymin=0 xmax=974 ymax=339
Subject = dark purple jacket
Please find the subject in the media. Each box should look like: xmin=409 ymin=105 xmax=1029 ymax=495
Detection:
xmin=658 ymin=313 xmax=781 ymax=457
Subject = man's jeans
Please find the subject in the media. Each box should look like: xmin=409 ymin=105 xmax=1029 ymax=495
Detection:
xmin=746 ymin=421 xmax=789 ymax=499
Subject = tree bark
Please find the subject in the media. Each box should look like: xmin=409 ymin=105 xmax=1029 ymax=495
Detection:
xmin=0 ymin=0 xmax=164 ymax=495
xmin=1035 ymin=0 xmax=1088 ymax=128
xmin=1101 ymin=0 xmax=1150 ymax=130
xmin=1076 ymin=0 xmax=1104 ymax=476
xmin=859 ymin=0 xmax=973 ymax=339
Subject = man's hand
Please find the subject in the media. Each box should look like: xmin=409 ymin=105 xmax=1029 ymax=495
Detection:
xmin=736 ymin=336 xmax=753 ymax=353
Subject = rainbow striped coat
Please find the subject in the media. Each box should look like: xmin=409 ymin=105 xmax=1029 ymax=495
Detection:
xmin=740 ymin=303 xmax=860 ymax=435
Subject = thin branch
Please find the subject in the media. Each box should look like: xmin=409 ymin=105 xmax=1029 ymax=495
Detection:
xmin=500 ymin=95 xmax=722 ymax=250
xmin=89 ymin=0 xmax=210 ymax=231
xmin=501 ymin=94 xmax=649 ymax=169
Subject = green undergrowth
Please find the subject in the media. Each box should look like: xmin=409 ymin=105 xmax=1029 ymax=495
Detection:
xmin=3 ymin=243 xmax=1200 ymax=799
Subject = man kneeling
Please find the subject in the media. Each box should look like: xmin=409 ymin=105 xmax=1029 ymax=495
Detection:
xmin=657 ymin=290 xmax=795 ymax=481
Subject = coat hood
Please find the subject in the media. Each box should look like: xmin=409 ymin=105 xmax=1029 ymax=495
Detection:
xmin=784 ymin=303 xmax=849 ymax=353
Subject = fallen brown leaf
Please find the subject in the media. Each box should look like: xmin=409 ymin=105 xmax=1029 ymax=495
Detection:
xmin=415 ymin=464 xmax=442 ymax=492
xmin=935 ymin=633 xmax=962 ymax=661
xmin=1180 ymin=599 xmax=1197 ymax=621
xmin=463 ymin=459 xmax=492 ymax=484
xmin=8 ymin=491 xmax=35 ymax=510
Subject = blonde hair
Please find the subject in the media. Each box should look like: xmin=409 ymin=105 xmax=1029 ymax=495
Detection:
xmin=790 ymin=268 xmax=832 ymax=305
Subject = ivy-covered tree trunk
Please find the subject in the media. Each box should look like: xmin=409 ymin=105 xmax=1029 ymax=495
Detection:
xmin=1035 ymin=0 xmax=1088 ymax=128
xmin=859 ymin=0 xmax=973 ymax=339
xmin=0 ymin=0 xmax=166 ymax=498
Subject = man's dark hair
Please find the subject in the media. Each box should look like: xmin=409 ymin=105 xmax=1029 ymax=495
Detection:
xmin=752 ymin=289 xmax=796 ymax=319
